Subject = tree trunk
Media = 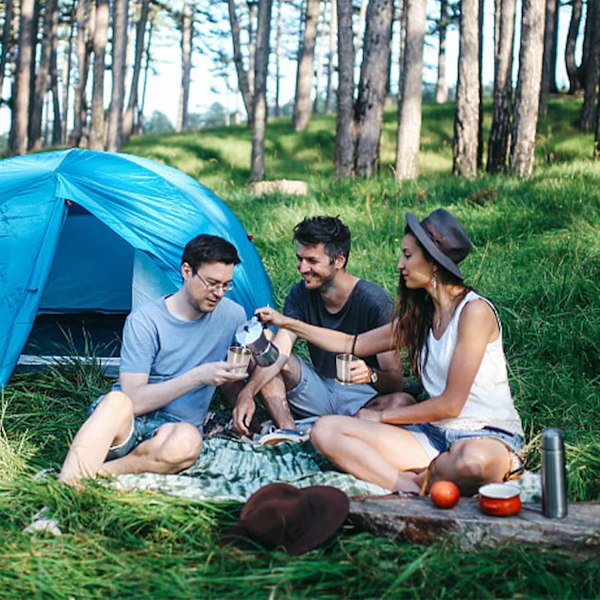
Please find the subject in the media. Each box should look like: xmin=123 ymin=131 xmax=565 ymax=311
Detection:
xmin=354 ymin=0 xmax=393 ymax=177
xmin=477 ymin=0 xmax=484 ymax=169
xmin=580 ymin=0 xmax=600 ymax=131
xmin=89 ymin=0 xmax=109 ymax=150
xmin=324 ymin=0 xmax=337 ymax=113
xmin=0 ymin=0 xmax=14 ymax=102
xmin=137 ymin=14 xmax=154 ymax=134
xmin=70 ymin=0 xmax=93 ymax=147
xmin=50 ymin=7 xmax=61 ymax=146
xmin=176 ymin=0 xmax=193 ymax=133
xmin=595 ymin=82 xmax=600 ymax=158
xmin=487 ymin=0 xmax=517 ymax=173
xmin=29 ymin=0 xmax=59 ymax=150
xmin=274 ymin=0 xmax=283 ymax=117
xmin=539 ymin=0 xmax=558 ymax=114
xmin=61 ymin=1 xmax=76 ymax=145
xmin=395 ymin=0 xmax=426 ymax=181
xmin=435 ymin=0 xmax=449 ymax=104
xmin=453 ymin=0 xmax=480 ymax=178
xmin=123 ymin=0 xmax=150 ymax=142
xmin=250 ymin=0 xmax=273 ymax=181
xmin=293 ymin=0 xmax=320 ymax=131
xmin=227 ymin=0 xmax=254 ymax=125
xmin=106 ymin=0 xmax=129 ymax=151
xmin=565 ymin=0 xmax=583 ymax=94
xmin=9 ymin=0 xmax=35 ymax=156
xmin=510 ymin=0 xmax=545 ymax=177
xmin=334 ymin=0 xmax=355 ymax=177
xmin=312 ymin=3 xmax=326 ymax=114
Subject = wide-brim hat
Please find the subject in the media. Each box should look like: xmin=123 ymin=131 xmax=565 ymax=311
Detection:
xmin=405 ymin=209 xmax=473 ymax=280
xmin=220 ymin=483 xmax=350 ymax=555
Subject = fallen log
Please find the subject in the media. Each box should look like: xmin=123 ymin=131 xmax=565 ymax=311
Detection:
xmin=350 ymin=496 xmax=600 ymax=557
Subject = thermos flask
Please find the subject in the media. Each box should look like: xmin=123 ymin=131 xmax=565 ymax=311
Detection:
xmin=541 ymin=428 xmax=568 ymax=518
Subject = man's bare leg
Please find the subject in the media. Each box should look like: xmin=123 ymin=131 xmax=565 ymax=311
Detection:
xmin=258 ymin=353 xmax=303 ymax=430
xmin=101 ymin=422 xmax=202 ymax=476
xmin=59 ymin=391 xmax=134 ymax=486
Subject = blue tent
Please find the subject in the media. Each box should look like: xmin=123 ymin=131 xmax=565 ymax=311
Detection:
xmin=0 ymin=148 xmax=273 ymax=385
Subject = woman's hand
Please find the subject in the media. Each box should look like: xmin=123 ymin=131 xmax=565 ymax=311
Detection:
xmin=255 ymin=306 xmax=287 ymax=328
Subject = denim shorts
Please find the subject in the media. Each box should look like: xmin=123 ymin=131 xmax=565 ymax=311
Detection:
xmin=286 ymin=356 xmax=377 ymax=418
xmin=88 ymin=395 xmax=188 ymax=461
xmin=404 ymin=422 xmax=525 ymax=469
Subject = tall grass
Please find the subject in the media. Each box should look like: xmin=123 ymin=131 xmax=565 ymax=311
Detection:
xmin=1 ymin=97 xmax=598 ymax=597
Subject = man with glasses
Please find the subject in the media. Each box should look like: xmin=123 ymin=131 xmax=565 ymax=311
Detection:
xmin=60 ymin=234 xmax=247 ymax=486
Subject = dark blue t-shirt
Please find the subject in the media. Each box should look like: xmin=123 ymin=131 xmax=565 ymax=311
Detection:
xmin=283 ymin=279 xmax=394 ymax=379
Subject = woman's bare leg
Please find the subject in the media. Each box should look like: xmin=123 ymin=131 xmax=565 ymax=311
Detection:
xmin=423 ymin=438 xmax=513 ymax=496
xmin=309 ymin=415 xmax=432 ymax=492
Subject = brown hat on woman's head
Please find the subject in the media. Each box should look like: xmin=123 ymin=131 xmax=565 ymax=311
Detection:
xmin=220 ymin=483 xmax=350 ymax=555
xmin=405 ymin=209 xmax=473 ymax=280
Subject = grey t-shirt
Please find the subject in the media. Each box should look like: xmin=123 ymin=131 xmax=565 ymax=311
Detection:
xmin=283 ymin=279 xmax=394 ymax=379
xmin=113 ymin=296 xmax=246 ymax=427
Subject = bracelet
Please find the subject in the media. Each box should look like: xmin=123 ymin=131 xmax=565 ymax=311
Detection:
xmin=351 ymin=334 xmax=358 ymax=356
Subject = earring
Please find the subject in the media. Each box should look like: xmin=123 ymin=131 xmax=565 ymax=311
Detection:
xmin=430 ymin=275 xmax=437 ymax=290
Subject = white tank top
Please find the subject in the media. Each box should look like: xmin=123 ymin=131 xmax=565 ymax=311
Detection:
xmin=421 ymin=291 xmax=523 ymax=435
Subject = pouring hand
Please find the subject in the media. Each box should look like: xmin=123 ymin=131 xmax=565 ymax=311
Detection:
xmin=255 ymin=306 xmax=287 ymax=328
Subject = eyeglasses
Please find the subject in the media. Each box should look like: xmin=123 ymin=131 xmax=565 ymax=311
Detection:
xmin=195 ymin=272 xmax=235 ymax=292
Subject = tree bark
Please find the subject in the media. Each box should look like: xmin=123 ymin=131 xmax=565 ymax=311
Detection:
xmin=595 ymin=81 xmax=600 ymax=158
xmin=274 ymin=0 xmax=283 ymax=117
xmin=565 ymin=0 xmax=583 ymax=94
xmin=123 ymin=0 xmax=150 ymax=142
xmin=250 ymin=0 xmax=273 ymax=181
xmin=510 ymin=0 xmax=545 ymax=177
xmin=312 ymin=2 xmax=326 ymax=114
xmin=539 ymin=0 xmax=558 ymax=114
xmin=354 ymin=0 xmax=393 ymax=177
xmin=0 ymin=0 xmax=14 ymax=103
xmin=324 ymin=0 xmax=337 ymax=113
xmin=453 ymin=0 xmax=480 ymax=178
xmin=579 ymin=0 xmax=600 ymax=131
xmin=137 ymin=13 xmax=154 ymax=134
xmin=487 ymin=0 xmax=517 ymax=173
xmin=293 ymin=0 xmax=320 ymax=131
xmin=176 ymin=0 xmax=193 ymax=133
xmin=70 ymin=0 xmax=93 ymax=147
xmin=435 ymin=0 xmax=449 ymax=104
xmin=89 ymin=0 xmax=109 ymax=150
xmin=334 ymin=0 xmax=355 ymax=178
xmin=395 ymin=0 xmax=426 ymax=181
xmin=9 ymin=0 xmax=35 ymax=156
xmin=106 ymin=0 xmax=129 ymax=151
xmin=228 ymin=0 xmax=254 ymax=125
xmin=29 ymin=0 xmax=59 ymax=150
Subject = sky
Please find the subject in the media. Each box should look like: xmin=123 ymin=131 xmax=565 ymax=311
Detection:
xmin=0 ymin=0 xmax=577 ymax=137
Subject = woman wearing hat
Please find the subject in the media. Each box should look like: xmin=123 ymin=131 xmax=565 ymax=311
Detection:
xmin=256 ymin=209 xmax=524 ymax=496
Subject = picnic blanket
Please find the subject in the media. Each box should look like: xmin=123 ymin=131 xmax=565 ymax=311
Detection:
xmin=113 ymin=437 xmax=390 ymax=501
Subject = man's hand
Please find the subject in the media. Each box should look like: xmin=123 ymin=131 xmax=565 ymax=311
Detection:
xmin=356 ymin=407 xmax=383 ymax=423
xmin=348 ymin=358 xmax=372 ymax=384
xmin=233 ymin=390 xmax=256 ymax=436
xmin=195 ymin=361 xmax=248 ymax=387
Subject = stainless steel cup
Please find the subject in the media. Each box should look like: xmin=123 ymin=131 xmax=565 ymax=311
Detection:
xmin=336 ymin=353 xmax=358 ymax=384
xmin=227 ymin=346 xmax=252 ymax=374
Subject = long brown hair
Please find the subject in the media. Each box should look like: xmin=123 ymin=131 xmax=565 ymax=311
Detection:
xmin=392 ymin=231 xmax=471 ymax=377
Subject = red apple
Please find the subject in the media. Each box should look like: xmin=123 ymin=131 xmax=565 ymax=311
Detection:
xmin=430 ymin=480 xmax=460 ymax=509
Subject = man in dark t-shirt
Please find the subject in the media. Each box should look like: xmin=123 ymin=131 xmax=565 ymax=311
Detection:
xmin=233 ymin=216 xmax=406 ymax=435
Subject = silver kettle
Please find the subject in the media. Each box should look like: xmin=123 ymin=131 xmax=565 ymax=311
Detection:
xmin=235 ymin=317 xmax=280 ymax=367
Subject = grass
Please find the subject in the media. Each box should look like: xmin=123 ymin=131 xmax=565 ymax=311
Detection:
xmin=1 ymin=96 xmax=599 ymax=597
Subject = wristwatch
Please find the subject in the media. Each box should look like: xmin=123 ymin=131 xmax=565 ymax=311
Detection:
xmin=369 ymin=368 xmax=378 ymax=385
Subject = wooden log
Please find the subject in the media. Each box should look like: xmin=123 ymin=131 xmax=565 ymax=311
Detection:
xmin=350 ymin=496 xmax=600 ymax=556
xmin=249 ymin=180 xmax=309 ymax=196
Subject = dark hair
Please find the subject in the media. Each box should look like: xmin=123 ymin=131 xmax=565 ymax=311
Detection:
xmin=393 ymin=227 xmax=470 ymax=377
xmin=293 ymin=216 xmax=351 ymax=267
xmin=182 ymin=234 xmax=241 ymax=273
